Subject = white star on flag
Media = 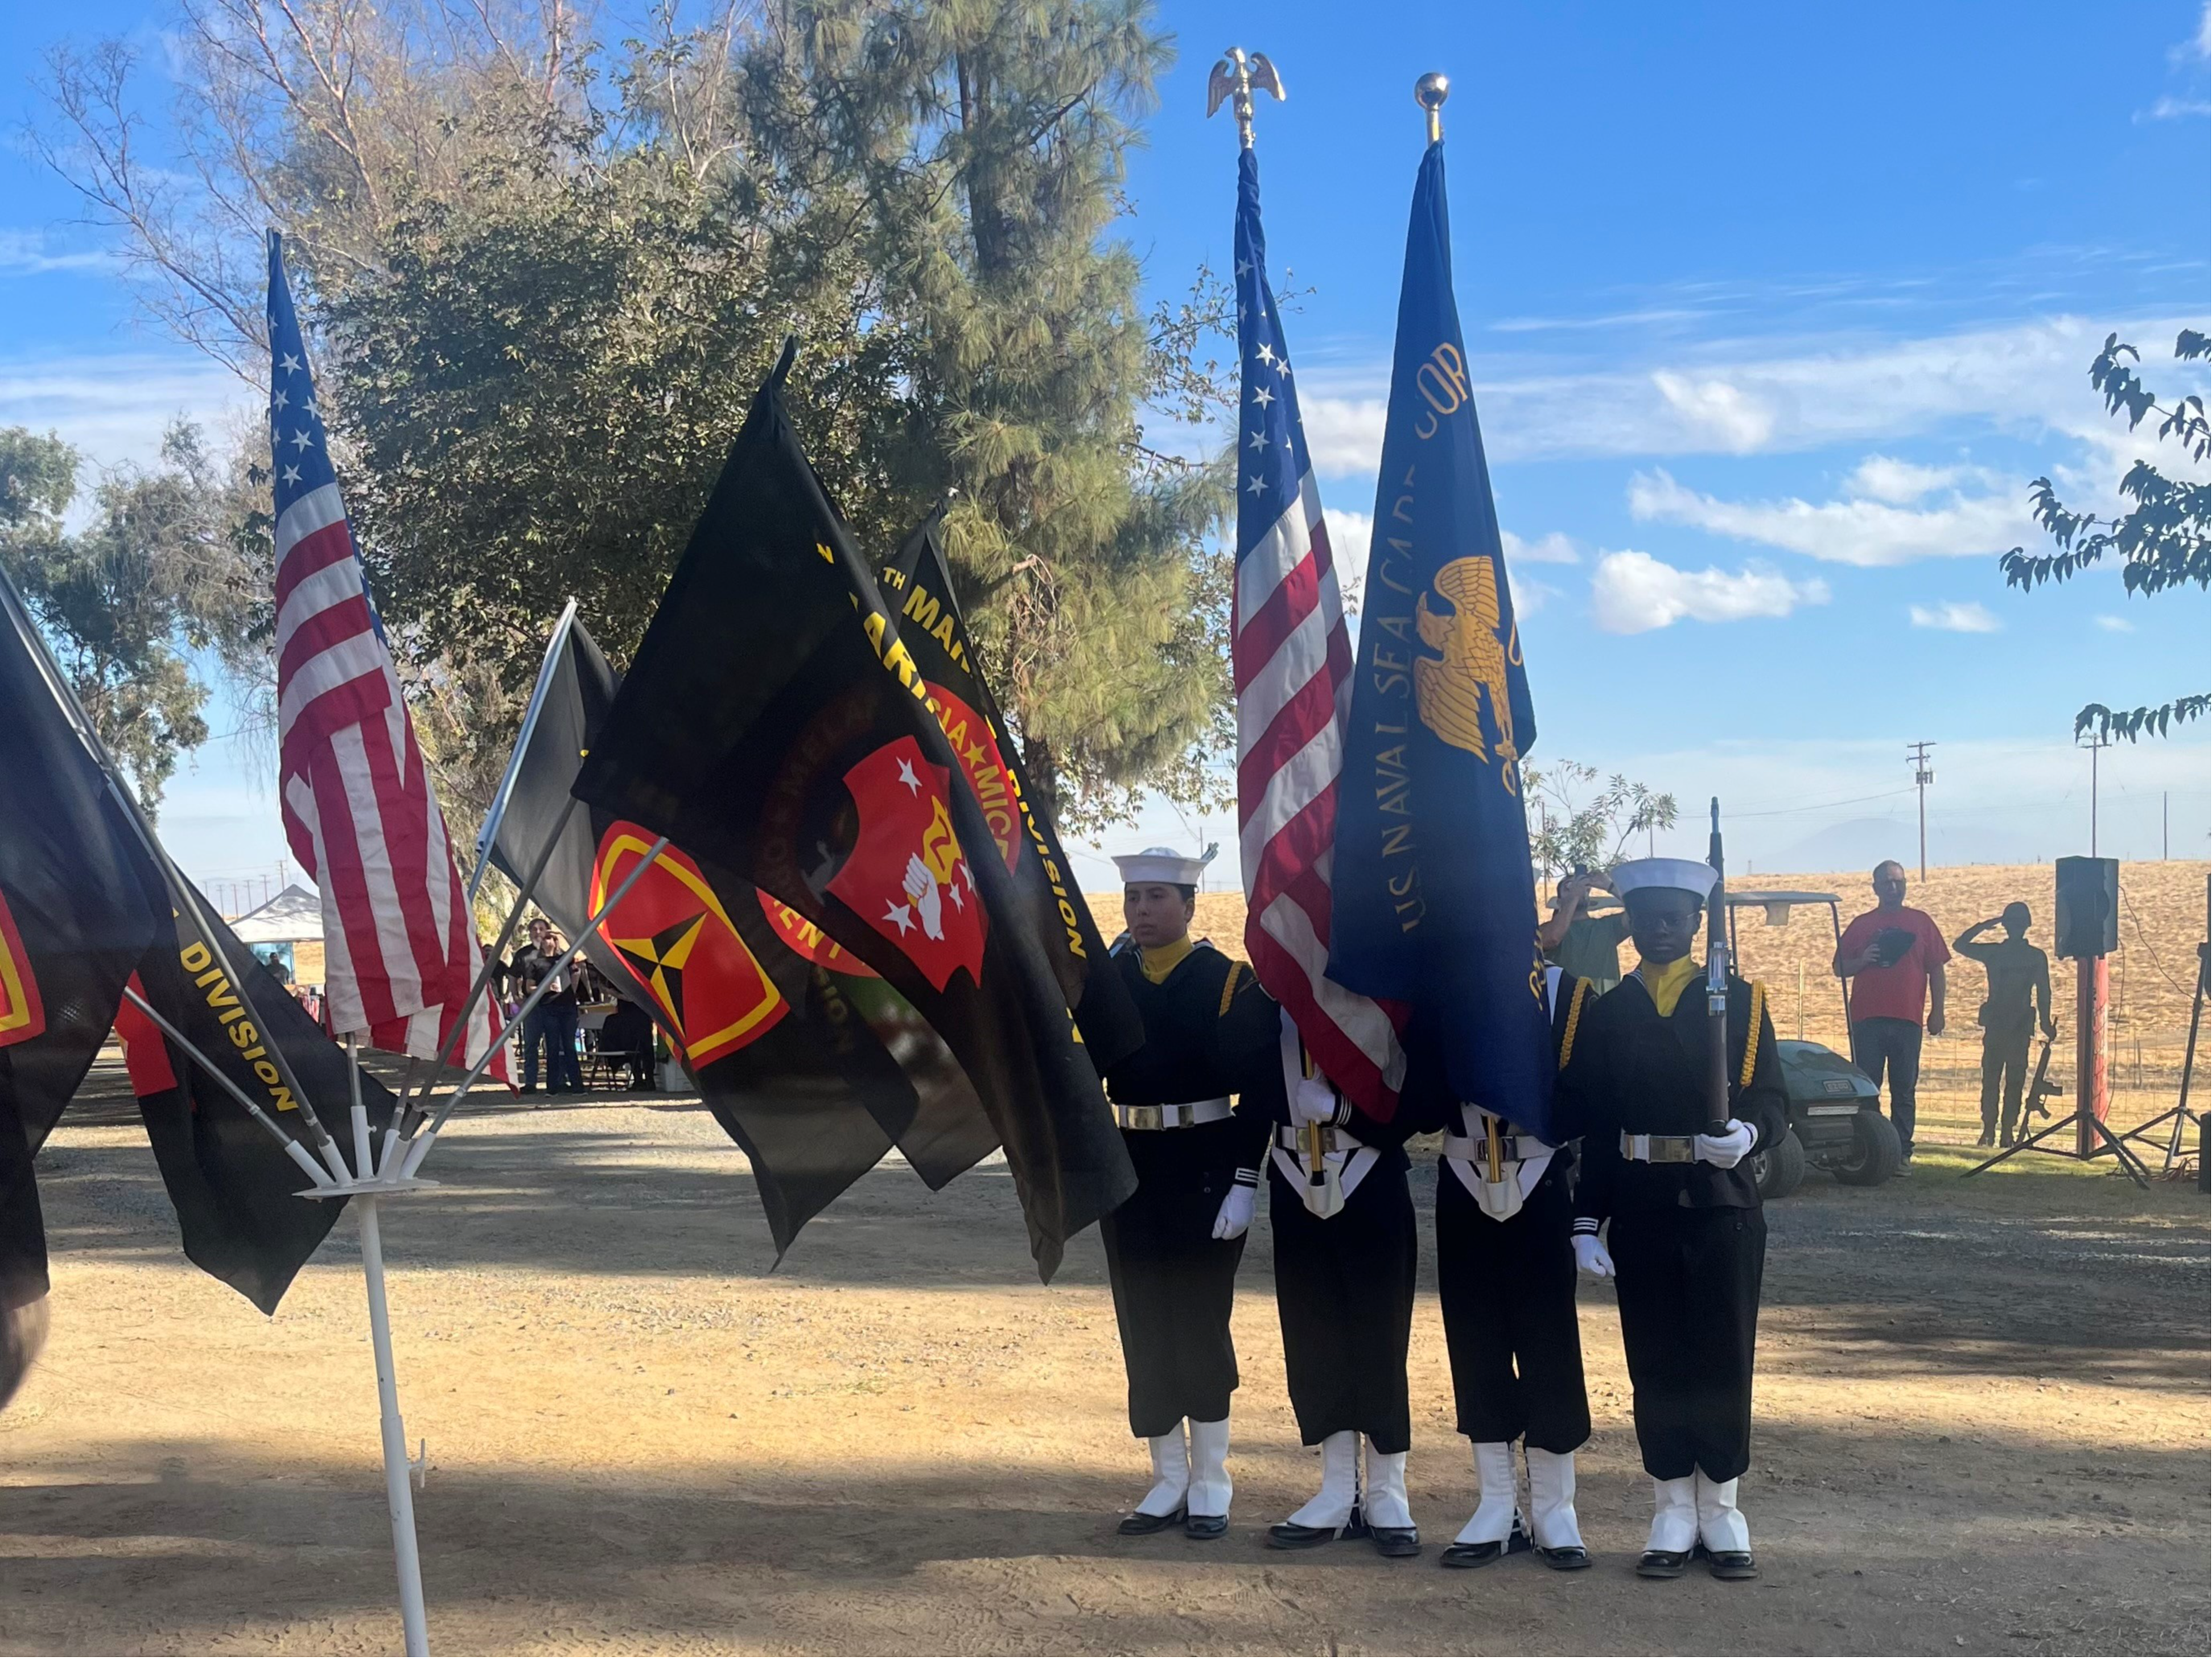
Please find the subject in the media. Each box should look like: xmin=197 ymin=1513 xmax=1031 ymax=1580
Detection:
xmin=896 ymin=757 xmax=921 ymax=794
xmin=1246 ymin=474 xmax=1266 ymax=495
xmin=883 ymin=900 xmax=916 ymax=936
xmin=290 ymin=429 xmax=313 ymax=451
xmin=1255 ymin=343 xmax=1276 ymax=366
xmin=282 ymin=464 xmax=302 ymax=485
xmin=279 ymin=352 xmax=301 ymax=374
xmin=272 ymin=389 xmax=288 ymax=409
xmin=1252 ymin=386 xmax=1275 ymax=407
xmin=1247 ymin=430 xmax=1268 ymax=450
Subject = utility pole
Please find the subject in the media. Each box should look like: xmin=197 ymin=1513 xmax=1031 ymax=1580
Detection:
xmin=1906 ymin=740 xmax=1936 ymax=879
xmin=2079 ymin=732 xmax=2111 ymax=857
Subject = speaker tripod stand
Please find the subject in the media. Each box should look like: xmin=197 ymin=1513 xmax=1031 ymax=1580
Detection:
xmin=1964 ymin=950 xmax=2149 ymax=1189
xmin=2111 ymin=941 xmax=2207 ymax=1179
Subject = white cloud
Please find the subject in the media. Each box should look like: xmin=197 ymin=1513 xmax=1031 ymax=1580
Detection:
xmin=0 ymin=352 xmax=253 ymax=471
xmin=2138 ymin=95 xmax=2211 ymax=121
xmin=1589 ymin=549 xmax=1829 ymax=634
xmin=1320 ymin=507 xmax=1371 ymax=590
xmin=2095 ymin=614 xmax=2136 ymax=632
xmin=1291 ymin=314 xmax=2198 ymax=475
xmin=1650 ymin=371 xmax=1777 ymax=452
xmin=0 ymin=230 xmax=117 ymax=277
xmin=1501 ymin=529 xmax=1580 ymax=565
xmin=1628 ymin=466 xmax=2034 ymax=566
xmin=1489 ymin=308 xmax=1711 ymax=334
xmin=1843 ymin=455 xmax=2004 ymax=504
xmin=1907 ymin=601 xmax=2002 ymax=633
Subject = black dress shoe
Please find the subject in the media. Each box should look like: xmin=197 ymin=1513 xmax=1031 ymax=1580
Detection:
xmin=1636 ymin=1548 xmax=1691 ymax=1578
xmin=1697 ymin=1543 xmax=1759 ymax=1580
xmin=1184 ymin=1512 xmax=1228 ymax=1540
xmin=1118 ymin=1506 xmax=1185 ymax=1536
xmin=1439 ymin=1528 xmax=1530 ymax=1570
xmin=1266 ymin=1519 xmax=1353 ymax=1549
xmin=1369 ymin=1525 xmax=1420 ymax=1559
xmin=1534 ymin=1543 xmax=1592 ymax=1571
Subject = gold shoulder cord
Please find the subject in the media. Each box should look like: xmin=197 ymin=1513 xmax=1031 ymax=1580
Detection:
xmin=1557 ymin=977 xmax=1590 ymax=1071
xmin=1740 ymin=980 xmax=1766 ymax=1088
xmin=1218 ymin=962 xmax=1245 ymax=1018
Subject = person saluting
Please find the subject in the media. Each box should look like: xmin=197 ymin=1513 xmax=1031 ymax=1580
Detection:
xmin=1563 ymin=857 xmax=1786 ymax=1582
xmin=1098 ymin=847 xmax=1276 ymax=1540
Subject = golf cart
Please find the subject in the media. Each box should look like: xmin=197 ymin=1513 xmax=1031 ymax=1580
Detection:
xmin=1722 ymin=891 xmax=1902 ymax=1198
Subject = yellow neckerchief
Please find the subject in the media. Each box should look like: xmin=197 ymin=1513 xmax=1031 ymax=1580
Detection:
xmin=1637 ymin=952 xmax=1699 ymax=1017
xmin=1138 ymin=936 xmax=1195 ymax=985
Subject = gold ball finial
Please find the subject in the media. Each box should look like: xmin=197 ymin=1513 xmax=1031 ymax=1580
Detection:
xmin=1415 ymin=71 xmax=1449 ymax=142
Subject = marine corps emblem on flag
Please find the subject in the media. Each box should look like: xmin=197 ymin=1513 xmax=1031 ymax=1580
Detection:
xmin=591 ymin=824 xmax=789 ymax=1066
xmin=0 ymin=885 xmax=47 ymax=1047
xmin=826 ymin=735 xmax=987 ymax=993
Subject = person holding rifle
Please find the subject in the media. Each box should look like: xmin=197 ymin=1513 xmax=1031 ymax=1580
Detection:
xmin=1954 ymin=903 xmax=2055 ymax=1148
xmin=1563 ymin=829 xmax=1786 ymax=1582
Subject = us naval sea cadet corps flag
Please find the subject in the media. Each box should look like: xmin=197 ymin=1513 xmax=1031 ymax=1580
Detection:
xmin=1225 ymin=84 xmax=1406 ymax=1121
xmin=1324 ymin=81 xmax=1555 ymax=1141
xmin=266 ymin=232 xmax=506 ymax=1083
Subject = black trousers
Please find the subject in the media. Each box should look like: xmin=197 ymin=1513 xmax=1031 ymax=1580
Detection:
xmin=1435 ymin=1162 xmax=1590 ymax=1453
xmin=1269 ymin=1154 xmax=1415 ymax=1454
xmin=1980 ymin=1024 xmax=2034 ymax=1133
xmin=1098 ymin=1120 xmax=1247 ymax=1438
xmin=1852 ymin=1016 xmax=1923 ymax=1155
xmin=0 ymin=1126 xmax=44 ymax=1311
xmin=1609 ymin=1203 xmax=1766 ymax=1483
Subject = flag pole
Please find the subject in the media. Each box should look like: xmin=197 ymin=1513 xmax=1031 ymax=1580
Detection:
xmin=345 ymin=1031 xmax=432 ymax=1656
xmin=117 ymin=986 xmax=338 ymax=1188
xmin=389 ymin=836 xmax=669 ymax=1180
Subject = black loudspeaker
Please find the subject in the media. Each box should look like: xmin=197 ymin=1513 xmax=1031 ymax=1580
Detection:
xmin=2054 ymin=855 xmax=2119 ymax=960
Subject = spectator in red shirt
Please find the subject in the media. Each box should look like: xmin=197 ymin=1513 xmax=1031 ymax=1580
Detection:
xmin=1832 ymin=861 xmax=1949 ymax=1167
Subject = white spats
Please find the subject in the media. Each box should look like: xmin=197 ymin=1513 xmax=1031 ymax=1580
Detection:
xmin=1187 ymin=1417 xmax=1233 ymax=1520
xmin=1285 ymin=1430 xmax=1361 ymax=1529
xmin=1695 ymin=1471 xmax=1751 ymax=1553
xmin=1137 ymin=1424 xmax=1190 ymax=1517
xmin=1526 ymin=1446 xmax=1584 ymax=1551
xmin=1454 ymin=1440 xmax=1519 ymax=1546
xmin=1649 ymin=1474 xmax=1699 ymax=1553
xmin=1361 ymin=1438 xmax=1415 ymax=1531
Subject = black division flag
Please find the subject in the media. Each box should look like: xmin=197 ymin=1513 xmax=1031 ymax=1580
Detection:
xmin=485 ymin=611 xmax=978 ymax=1255
xmin=877 ymin=508 xmax=1143 ymax=1067
xmin=113 ymin=870 xmax=395 ymax=1314
xmin=574 ymin=348 xmax=1136 ymax=1279
xmin=0 ymin=572 xmax=162 ymax=1316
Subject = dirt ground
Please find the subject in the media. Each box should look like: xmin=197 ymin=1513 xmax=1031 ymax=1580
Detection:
xmin=5 ymin=1051 xmax=2207 ymax=1656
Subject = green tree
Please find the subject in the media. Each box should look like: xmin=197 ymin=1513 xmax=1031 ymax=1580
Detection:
xmin=0 ymin=422 xmax=259 ymax=811
xmin=1524 ymin=759 xmax=1679 ymax=883
xmin=2000 ymin=328 xmax=2209 ymax=742
xmin=43 ymin=0 xmax=1234 ymax=834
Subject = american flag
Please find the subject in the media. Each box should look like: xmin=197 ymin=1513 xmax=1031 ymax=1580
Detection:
xmin=1230 ymin=150 xmax=1404 ymax=1117
xmin=266 ymin=233 xmax=505 ymax=1077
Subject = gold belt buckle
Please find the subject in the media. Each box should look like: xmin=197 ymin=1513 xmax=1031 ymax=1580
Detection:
xmin=1652 ymin=1138 xmax=1695 ymax=1164
xmin=1126 ymin=1105 xmax=1164 ymax=1131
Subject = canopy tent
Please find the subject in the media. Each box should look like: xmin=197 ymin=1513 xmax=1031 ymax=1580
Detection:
xmin=229 ymin=883 xmax=327 ymax=986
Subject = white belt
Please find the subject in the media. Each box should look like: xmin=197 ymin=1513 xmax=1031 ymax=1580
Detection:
xmin=1116 ymin=1097 xmax=1234 ymax=1131
xmin=1276 ymin=1123 xmax=1366 ymax=1154
xmin=1621 ymin=1132 xmax=1699 ymax=1164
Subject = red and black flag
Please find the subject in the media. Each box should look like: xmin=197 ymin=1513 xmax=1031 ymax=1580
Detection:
xmin=574 ymin=347 xmax=1137 ymax=1279
xmin=483 ymin=611 xmax=978 ymax=1254
xmin=113 ymin=871 xmax=395 ymax=1314
xmin=0 ymin=572 xmax=163 ymax=1318
xmin=876 ymin=509 xmax=1143 ymax=1064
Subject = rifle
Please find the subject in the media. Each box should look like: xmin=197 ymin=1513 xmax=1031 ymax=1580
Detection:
xmin=1704 ymin=797 xmax=1732 ymax=1136
xmin=2021 ymin=1035 xmax=2060 ymax=1125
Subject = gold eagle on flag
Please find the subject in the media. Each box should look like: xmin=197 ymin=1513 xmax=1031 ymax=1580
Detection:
xmin=1413 ymin=555 xmax=1518 ymax=783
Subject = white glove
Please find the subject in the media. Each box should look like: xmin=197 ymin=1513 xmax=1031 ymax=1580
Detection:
xmin=1213 ymin=1185 xmax=1254 ymax=1240
xmin=1290 ymin=1076 xmax=1338 ymax=1125
xmin=1572 ymin=1232 xmax=1615 ymax=1279
xmin=1695 ymin=1119 xmax=1757 ymax=1169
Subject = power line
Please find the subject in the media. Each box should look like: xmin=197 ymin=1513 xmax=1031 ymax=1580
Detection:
xmin=1907 ymin=740 xmax=1936 ymax=879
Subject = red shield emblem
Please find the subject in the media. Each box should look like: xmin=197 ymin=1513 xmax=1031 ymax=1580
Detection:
xmin=825 ymin=736 xmax=987 ymax=992
xmin=926 ymin=682 xmax=1022 ymax=874
xmin=591 ymin=824 xmax=789 ymax=1066
xmin=0 ymin=885 xmax=47 ymax=1049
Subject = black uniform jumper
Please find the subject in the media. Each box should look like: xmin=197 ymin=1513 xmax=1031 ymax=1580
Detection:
xmin=1563 ymin=967 xmax=1786 ymax=1483
xmin=1407 ymin=974 xmax=1594 ymax=1454
xmin=1098 ymin=938 xmax=1276 ymax=1438
xmin=1250 ymin=1052 xmax=1421 ymax=1455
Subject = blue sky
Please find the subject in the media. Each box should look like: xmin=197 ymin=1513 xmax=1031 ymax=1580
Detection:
xmin=3 ymin=0 xmax=2207 ymax=899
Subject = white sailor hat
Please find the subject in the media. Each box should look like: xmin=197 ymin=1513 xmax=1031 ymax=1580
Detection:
xmin=1609 ymin=856 xmax=1719 ymax=902
xmin=1112 ymin=845 xmax=1218 ymax=888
